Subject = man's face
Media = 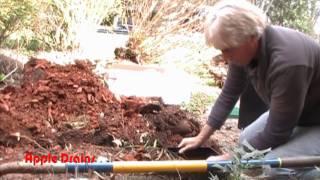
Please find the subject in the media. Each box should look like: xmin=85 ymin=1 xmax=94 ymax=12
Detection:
xmin=220 ymin=37 xmax=258 ymax=66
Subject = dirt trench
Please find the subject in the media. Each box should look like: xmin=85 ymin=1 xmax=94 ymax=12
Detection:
xmin=0 ymin=58 xmax=222 ymax=162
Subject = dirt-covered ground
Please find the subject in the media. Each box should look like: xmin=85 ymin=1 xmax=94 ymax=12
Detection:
xmin=0 ymin=57 xmax=239 ymax=179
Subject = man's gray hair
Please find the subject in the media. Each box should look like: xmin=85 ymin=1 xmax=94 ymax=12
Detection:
xmin=204 ymin=0 xmax=268 ymax=50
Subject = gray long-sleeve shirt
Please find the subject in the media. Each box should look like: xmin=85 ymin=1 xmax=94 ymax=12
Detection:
xmin=208 ymin=25 xmax=320 ymax=150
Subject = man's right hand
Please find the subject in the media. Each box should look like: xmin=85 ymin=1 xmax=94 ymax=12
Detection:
xmin=178 ymin=124 xmax=215 ymax=154
xmin=178 ymin=136 xmax=202 ymax=154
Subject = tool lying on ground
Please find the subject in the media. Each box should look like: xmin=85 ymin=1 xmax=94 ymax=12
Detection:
xmin=1 ymin=156 xmax=320 ymax=175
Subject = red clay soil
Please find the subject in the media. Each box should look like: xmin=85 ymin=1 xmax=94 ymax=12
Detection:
xmin=0 ymin=58 xmax=221 ymax=161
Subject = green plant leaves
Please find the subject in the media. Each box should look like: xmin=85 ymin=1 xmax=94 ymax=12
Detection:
xmin=0 ymin=0 xmax=36 ymax=47
xmin=0 ymin=73 xmax=5 ymax=81
xmin=182 ymin=92 xmax=215 ymax=116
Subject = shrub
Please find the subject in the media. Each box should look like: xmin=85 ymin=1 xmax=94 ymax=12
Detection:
xmin=33 ymin=0 xmax=119 ymax=50
xmin=124 ymin=0 xmax=217 ymax=63
xmin=1 ymin=0 xmax=123 ymax=51
xmin=0 ymin=0 xmax=37 ymax=47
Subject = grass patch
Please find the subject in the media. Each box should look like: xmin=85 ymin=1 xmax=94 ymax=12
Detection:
xmin=182 ymin=92 xmax=216 ymax=117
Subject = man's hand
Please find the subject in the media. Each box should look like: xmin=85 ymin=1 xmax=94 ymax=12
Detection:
xmin=178 ymin=136 xmax=202 ymax=154
xmin=178 ymin=124 xmax=215 ymax=154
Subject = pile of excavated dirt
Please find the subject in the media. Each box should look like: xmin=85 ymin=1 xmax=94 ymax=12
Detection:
xmin=0 ymin=58 xmax=221 ymax=162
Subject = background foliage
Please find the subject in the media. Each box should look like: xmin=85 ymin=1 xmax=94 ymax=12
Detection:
xmin=0 ymin=0 xmax=319 ymax=52
xmin=0 ymin=0 xmax=37 ymax=47
xmin=255 ymin=0 xmax=319 ymax=35
xmin=0 ymin=0 xmax=122 ymax=51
